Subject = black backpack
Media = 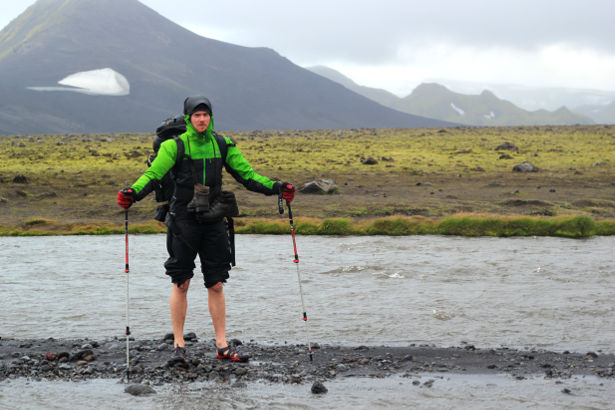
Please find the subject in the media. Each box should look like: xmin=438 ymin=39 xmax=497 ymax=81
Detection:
xmin=149 ymin=114 xmax=231 ymax=204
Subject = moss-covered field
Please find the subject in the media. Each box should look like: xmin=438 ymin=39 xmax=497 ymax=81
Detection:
xmin=1 ymin=125 xmax=614 ymax=236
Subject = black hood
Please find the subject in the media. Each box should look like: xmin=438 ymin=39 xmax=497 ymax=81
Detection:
xmin=184 ymin=96 xmax=212 ymax=116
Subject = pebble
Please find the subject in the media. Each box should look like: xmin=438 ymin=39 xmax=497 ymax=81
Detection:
xmin=311 ymin=381 xmax=328 ymax=394
xmin=125 ymin=384 xmax=156 ymax=396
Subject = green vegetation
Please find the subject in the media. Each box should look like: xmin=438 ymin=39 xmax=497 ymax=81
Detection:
xmin=1 ymin=125 xmax=614 ymax=236
xmin=2 ymin=215 xmax=613 ymax=238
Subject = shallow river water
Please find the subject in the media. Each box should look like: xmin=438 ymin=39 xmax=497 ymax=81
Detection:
xmin=1 ymin=234 xmax=614 ymax=408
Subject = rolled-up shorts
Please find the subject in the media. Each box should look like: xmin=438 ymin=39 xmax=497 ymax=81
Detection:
xmin=164 ymin=217 xmax=231 ymax=287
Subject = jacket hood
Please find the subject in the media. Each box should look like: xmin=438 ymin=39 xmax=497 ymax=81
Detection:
xmin=184 ymin=96 xmax=212 ymax=116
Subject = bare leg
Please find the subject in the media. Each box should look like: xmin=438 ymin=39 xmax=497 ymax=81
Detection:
xmin=170 ymin=279 xmax=190 ymax=348
xmin=207 ymin=282 xmax=227 ymax=348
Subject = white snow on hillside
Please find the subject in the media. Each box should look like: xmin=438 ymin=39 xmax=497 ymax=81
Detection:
xmin=484 ymin=111 xmax=496 ymax=120
xmin=450 ymin=102 xmax=465 ymax=115
xmin=28 ymin=68 xmax=130 ymax=96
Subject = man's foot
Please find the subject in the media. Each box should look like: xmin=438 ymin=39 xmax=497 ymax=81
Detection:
xmin=216 ymin=345 xmax=250 ymax=362
xmin=168 ymin=346 xmax=188 ymax=367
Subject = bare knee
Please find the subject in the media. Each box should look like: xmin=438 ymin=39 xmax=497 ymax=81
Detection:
xmin=208 ymin=282 xmax=224 ymax=293
xmin=175 ymin=279 xmax=191 ymax=293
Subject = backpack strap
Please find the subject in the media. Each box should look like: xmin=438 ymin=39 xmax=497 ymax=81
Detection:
xmin=172 ymin=136 xmax=185 ymax=172
xmin=213 ymin=132 xmax=232 ymax=162
xmin=213 ymin=132 xmax=234 ymax=188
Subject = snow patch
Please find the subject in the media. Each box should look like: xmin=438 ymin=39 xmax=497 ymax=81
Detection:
xmin=450 ymin=102 xmax=465 ymax=115
xmin=28 ymin=68 xmax=130 ymax=96
xmin=484 ymin=111 xmax=496 ymax=120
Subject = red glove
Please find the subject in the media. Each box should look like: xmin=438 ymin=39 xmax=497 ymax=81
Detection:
xmin=117 ymin=188 xmax=135 ymax=209
xmin=281 ymin=183 xmax=295 ymax=203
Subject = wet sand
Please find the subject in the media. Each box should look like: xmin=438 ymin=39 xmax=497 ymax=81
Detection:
xmin=1 ymin=336 xmax=613 ymax=385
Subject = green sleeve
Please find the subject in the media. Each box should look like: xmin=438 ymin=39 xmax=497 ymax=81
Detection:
xmin=131 ymin=139 xmax=178 ymax=194
xmin=224 ymin=141 xmax=278 ymax=194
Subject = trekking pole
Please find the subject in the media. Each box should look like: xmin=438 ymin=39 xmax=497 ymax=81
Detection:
xmin=123 ymin=188 xmax=131 ymax=382
xmin=279 ymin=195 xmax=313 ymax=361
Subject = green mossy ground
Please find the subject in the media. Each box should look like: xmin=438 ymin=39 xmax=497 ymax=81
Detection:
xmin=1 ymin=125 xmax=614 ymax=236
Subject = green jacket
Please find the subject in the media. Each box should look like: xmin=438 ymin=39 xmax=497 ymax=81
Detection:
xmin=131 ymin=115 xmax=279 ymax=217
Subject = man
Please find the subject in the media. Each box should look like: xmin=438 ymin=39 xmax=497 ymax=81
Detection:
xmin=117 ymin=96 xmax=295 ymax=363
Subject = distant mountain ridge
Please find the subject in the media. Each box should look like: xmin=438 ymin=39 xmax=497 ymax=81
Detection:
xmin=395 ymin=83 xmax=593 ymax=126
xmin=308 ymin=67 xmax=599 ymax=126
xmin=0 ymin=0 xmax=450 ymax=134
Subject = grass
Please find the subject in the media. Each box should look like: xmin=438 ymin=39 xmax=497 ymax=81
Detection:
xmin=2 ymin=215 xmax=613 ymax=238
xmin=1 ymin=124 xmax=614 ymax=236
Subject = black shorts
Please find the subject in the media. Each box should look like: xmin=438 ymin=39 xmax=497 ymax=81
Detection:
xmin=164 ymin=218 xmax=232 ymax=287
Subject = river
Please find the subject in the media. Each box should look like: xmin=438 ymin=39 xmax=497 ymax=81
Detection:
xmin=1 ymin=234 xmax=614 ymax=408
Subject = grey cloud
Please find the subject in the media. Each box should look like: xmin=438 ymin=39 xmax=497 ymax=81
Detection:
xmin=142 ymin=0 xmax=615 ymax=64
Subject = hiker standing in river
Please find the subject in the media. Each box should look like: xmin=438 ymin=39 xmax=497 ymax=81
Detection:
xmin=117 ymin=96 xmax=295 ymax=363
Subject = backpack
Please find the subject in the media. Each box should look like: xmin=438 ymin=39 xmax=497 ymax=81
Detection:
xmin=149 ymin=114 xmax=231 ymax=204
xmin=151 ymin=114 xmax=238 ymax=266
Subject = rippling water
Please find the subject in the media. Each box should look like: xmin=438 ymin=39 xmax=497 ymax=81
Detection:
xmin=2 ymin=234 xmax=614 ymax=352
xmin=1 ymin=234 xmax=614 ymax=408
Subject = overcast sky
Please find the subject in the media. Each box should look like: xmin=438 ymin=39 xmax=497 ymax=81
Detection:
xmin=2 ymin=0 xmax=615 ymax=96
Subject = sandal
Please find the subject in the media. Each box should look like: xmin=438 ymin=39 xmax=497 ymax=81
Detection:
xmin=216 ymin=345 xmax=250 ymax=362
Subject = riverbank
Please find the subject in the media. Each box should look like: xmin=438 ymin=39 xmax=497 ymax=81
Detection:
xmin=1 ymin=337 xmax=613 ymax=385
xmin=1 ymin=214 xmax=614 ymax=237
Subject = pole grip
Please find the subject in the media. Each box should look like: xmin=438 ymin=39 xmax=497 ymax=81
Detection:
xmin=278 ymin=192 xmax=284 ymax=214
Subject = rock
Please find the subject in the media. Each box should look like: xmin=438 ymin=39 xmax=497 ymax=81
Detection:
xmin=124 ymin=384 xmax=156 ymax=396
xmin=83 ymin=354 xmax=96 ymax=362
xmin=300 ymin=179 xmax=338 ymax=194
xmin=12 ymin=175 xmax=29 ymax=184
xmin=44 ymin=352 xmax=57 ymax=361
xmin=361 ymin=156 xmax=378 ymax=165
xmin=496 ymin=142 xmax=518 ymax=151
xmin=512 ymin=162 xmax=539 ymax=172
xmin=311 ymin=381 xmax=328 ymax=394
xmin=73 ymin=349 xmax=94 ymax=361
xmin=561 ymin=388 xmax=572 ymax=394
xmin=57 ymin=352 xmax=70 ymax=362
xmin=423 ymin=379 xmax=435 ymax=388
xmin=157 ymin=343 xmax=168 ymax=351
xmin=183 ymin=332 xmax=197 ymax=341
xmin=499 ymin=153 xmax=513 ymax=160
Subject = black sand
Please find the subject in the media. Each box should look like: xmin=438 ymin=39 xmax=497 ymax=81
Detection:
xmin=1 ymin=336 xmax=613 ymax=385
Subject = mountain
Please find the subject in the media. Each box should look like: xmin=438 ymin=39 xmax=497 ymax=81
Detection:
xmin=423 ymin=80 xmax=615 ymax=114
xmin=0 ymin=0 xmax=449 ymax=135
xmin=310 ymin=67 xmax=595 ymax=126
xmin=307 ymin=65 xmax=401 ymax=108
xmin=394 ymin=83 xmax=594 ymax=126
xmin=574 ymin=101 xmax=615 ymax=124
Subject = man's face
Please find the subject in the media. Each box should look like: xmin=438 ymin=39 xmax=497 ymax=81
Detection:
xmin=190 ymin=110 xmax=210 ymax=133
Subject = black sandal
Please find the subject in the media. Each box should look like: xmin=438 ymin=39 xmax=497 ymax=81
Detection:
xmin=216 ymin=345 xmax=250 ymax=362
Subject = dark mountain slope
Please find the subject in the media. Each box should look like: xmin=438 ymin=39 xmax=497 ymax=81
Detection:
xmin=0 ymin=0 xmax=450 ymax=134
